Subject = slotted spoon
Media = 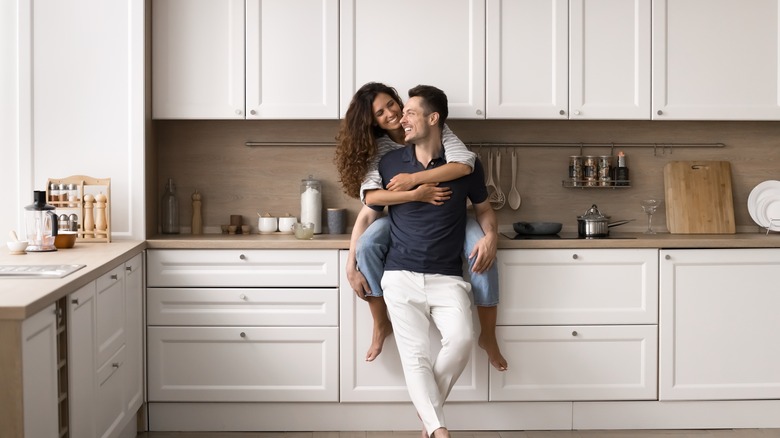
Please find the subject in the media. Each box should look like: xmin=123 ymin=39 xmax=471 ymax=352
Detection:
xmin=490 ymin=151 xmax=506 ymax=210
xmin=508 ymin=149 xmax=522 ymax=210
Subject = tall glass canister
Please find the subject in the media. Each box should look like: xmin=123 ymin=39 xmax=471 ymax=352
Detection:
xmin=300 ymin=175 xmax=322 ymax=234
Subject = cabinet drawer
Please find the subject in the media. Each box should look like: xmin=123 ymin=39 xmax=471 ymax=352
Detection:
xmin=147 ymin=326 xmax=338 ymax=402
xmin=97 ymin=265 xmax=125 ymax=367
xmin=147 ymin=287 xmax=338 ymax=326
xmin=497 ymin=249 xmax=658 ymax=325
xmin=490 ymin=325 xmax=658 ymax=401
xmin=97 ymin=345 xmax=126 ymax=438
xmin=147 ymin=249 xmax=339 ymax=287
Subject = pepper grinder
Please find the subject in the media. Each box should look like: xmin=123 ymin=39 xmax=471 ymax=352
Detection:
xmin=191 ymin=190 xmax=203 ymax=235
xmin=83 ymin=194 xmax=95 ymax=238
xmin=95 ymin=193 xmax=107 ymax=237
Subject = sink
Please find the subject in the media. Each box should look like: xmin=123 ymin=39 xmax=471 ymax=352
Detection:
xmin=0 ymin=264 xmax=86 ymax=279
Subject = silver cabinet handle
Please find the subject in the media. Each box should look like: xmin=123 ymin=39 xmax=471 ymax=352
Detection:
xmin=71 ymin=298 xmax=79 ymax=305
xmin=239 ymin=294 xmax=247 ymax=301
xmin=112 ymin=362 xmax=120 ymax=368
xmin=111 ymin=274 xmax=118 ymax=280
xmin=126 ymin=266 xmax=132 ymax=272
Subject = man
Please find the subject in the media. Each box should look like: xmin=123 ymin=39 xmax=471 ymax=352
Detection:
xmin=373 ymin=85 xmax=498 ymax=438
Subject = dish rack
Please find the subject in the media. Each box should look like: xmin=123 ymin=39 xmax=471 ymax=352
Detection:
xmin=46 ymin=175 xmax=111 ymax=243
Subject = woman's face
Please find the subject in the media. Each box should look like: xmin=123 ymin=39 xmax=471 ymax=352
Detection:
xmin=371 ymin=92 xmax=403 ymax=131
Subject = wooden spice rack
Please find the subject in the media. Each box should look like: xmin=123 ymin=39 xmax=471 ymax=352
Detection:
xmin=46 ymin=175 xmax=111 ymax=243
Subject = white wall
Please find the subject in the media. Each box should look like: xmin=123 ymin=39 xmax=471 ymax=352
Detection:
xmin=4 ymin=0 xmax=146 ymax=241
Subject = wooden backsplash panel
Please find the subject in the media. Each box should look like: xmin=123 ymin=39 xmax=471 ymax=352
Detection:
xmin=152 ymin=119 xmax=780 ymax=236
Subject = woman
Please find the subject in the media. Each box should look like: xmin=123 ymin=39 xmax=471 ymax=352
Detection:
xmin=334 ymin=82 xmax=507 ymax=371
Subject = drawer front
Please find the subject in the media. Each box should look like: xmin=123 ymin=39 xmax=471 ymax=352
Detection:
xmin=490 ymin=325 xmax=658 ymax=401
xmin=97 ymin=265 xmax=126 ymax=367
xmin=147 ymin=326 xmax=338 ymax=402
xmin=147 ymin=249 xmax=339 ymax=287
xmin=147 ymin=287 xmax=338 ymax=326
xmin=497 ymin=249 xmax=658 ymax=325
xmin=97 ymin=345 xmax=127 ymax=438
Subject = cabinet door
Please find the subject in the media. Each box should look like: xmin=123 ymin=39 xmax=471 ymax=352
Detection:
xmin=340 ymin=0 xmax=486 ymax=119
xmin=22 ymin=304 xmax=59 ymax=438
xmin=68 ymin=282 xmax=97 ymax=438
xmin=245 ymin=0 xmax=339 ymax=119
xmin=660 ymin=249 xmax=780 ymax=400
xmin=653 ymin=0 xmax=780 ymax=120
xmin=152 ymin=0 xmax=245 ymax=119
xmin=96 ymin=265 xmax=126 ymax=367
xmin=96 ymin=346 xmax=127 ymax=438
xmin=124 ymin=253 xmax=143 ymax=414
xmin=491 ymin=325 xmax=658 ymax=401
xmin=569 ymin=0 xmax=651 ymax=119
xmin=486 ymin=0 xmax=568 ymax=119
xmin=338 ymin=251 xmax=489 ymax=402
xmin=497 ymin=249 xmax=658 ymax=325
xmin=147 ymin=326 xmax=338 ymax=402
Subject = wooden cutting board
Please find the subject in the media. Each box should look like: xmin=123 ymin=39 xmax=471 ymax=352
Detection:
xmin=663 ymin=161 xmax=736 ymax=234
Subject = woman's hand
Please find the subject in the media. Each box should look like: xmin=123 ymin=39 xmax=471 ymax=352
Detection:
xmin=387 ymin=173 xmax=417 ymax=191
xmin=347 ymin=259 xmax=371 ymax=300
xmin=413 ymin=183 xmax=452 ymax=205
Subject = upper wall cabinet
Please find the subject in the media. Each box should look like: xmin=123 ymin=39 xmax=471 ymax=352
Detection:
xmin=339 ymin=0 xmax=486 ymax=119
xmin=486 ymin=0 xmax=651 ymax=119
xmin=652 ymin=0 xmax=780 ymax=120
xmin=153 ymin=0 xmax=339 ymax=119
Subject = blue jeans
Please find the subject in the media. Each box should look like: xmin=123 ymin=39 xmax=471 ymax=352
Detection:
xmin=356 ymin=216 xmax=499 ymax=306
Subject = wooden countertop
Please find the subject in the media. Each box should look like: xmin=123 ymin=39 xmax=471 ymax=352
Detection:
xmin=0 ymin=240 xmax=145 ymax=320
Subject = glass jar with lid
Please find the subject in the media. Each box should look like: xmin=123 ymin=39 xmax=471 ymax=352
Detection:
xmin=300 ymin=175 xmax=322 ymax=234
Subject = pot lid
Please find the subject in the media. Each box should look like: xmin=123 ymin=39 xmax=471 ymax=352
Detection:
xmin=578 ymin=204 xmax=608 ymax=221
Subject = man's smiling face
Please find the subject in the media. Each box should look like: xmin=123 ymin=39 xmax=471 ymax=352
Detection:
xmin=401 ymin=96 xmax=436 ymax=144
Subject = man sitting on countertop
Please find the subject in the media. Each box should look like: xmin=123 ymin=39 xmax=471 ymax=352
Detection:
xmin=366 ymin=84 xmax=498 ymax=438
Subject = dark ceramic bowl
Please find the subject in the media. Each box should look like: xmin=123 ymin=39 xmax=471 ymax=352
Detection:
xmin=512 ymin=221 xmax=563 ymax=235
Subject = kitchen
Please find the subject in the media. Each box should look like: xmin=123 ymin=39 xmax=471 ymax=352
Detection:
xmin=3 ymin=0 xmax=780 ymax=437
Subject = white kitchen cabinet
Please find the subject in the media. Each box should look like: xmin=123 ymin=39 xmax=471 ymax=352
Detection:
xmin=68 ymin=255 xmax=144 ymax=438
xmin=339 ymin=0 xmax=486 ymax=119
xmin=21 ymin=303 xmax=59 ymax=438
xmin=659 ymin=249 xmax=780 ymax=400
xmin=491 ymin=325 xmax=657 ymax=401
xmin=146 ymin=249 xmax=340 ymax=406
xmin=492 ymin=249 xmax=659 ymax=401
xmin=153 ymin=0 xmax=339 ymax=119
xmin=338 ymin=251 xmax=489 ymax=402
xmin=652 ymin=0 xmax=780 ymax=120
xmin=486 ymin=0 xmax=650 ymax=119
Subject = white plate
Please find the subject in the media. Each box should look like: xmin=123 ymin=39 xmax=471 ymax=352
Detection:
xmin=747 ymin=180 xmax=780 ymax=226
xmin=758 ymin=194 xmax=780 ymax=230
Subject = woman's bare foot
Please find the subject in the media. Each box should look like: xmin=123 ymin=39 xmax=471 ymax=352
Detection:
xmin=366 ymin=318 xmax=393 ymax=361
xmin=431 ymin=427 xmax=450 ymax=438
xmin=479 ymin=333 xmax=508 ymax=371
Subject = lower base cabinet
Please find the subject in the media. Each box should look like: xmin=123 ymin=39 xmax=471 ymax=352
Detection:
xmin=21 ymin=304 xmax=59 ymax=438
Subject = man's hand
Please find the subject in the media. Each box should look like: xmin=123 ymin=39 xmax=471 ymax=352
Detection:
xmin=346 ymin=260 xmax=371 ymax=300
xmin=387 ymin=173 xmax=417 ymax=191
xmin=413 ymin=183 xmax=452 ymax=205
xmin=468 ymin=229 xmax=497 ymax=274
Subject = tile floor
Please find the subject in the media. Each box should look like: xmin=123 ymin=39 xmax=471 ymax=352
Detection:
xmin=138 ymin=429 xmax=780 ymax=438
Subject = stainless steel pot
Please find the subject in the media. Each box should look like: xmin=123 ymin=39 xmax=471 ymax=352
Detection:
xmin=577 ymin=204 xmax=631 ymax=238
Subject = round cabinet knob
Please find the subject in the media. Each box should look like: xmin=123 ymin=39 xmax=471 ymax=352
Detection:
xmin=572 ymin=254 xmax=579 ymax=260
xmin=236 ymin=109 xmax=243 ymax=115
xmin=476 ymin=109 xmax=483 ymax=115
xmin=239 ymin=254 xmax=247 ymax=260
xmin=657 ymin=110 xmax=663 ymax=116
xmin=239 ymin=294 xmax=247 ymax=301
xmin=572 ymin=331 xmax=578 ymax=337
xmin=240 ymin=332 xmax=247 ymax=338
xmin=573 ymin=110 xmax=581 ymax=116
xmin=665 ymin=254 xmax=671 ymax=260
xmin=559 ymin=109 xmax=566 ymax=116
xmin=250 ymin=109 xmax=257 ymax=116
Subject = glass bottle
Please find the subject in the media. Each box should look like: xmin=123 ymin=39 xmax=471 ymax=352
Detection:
xmin=161 ymin=178 xmax=180 ymax=234
xmin=300 ymin=175 xmax=322 ymax=234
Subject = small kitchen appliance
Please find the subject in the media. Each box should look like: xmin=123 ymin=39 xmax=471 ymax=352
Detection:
xmin=24 ymin=190 xmax=59 ymax=252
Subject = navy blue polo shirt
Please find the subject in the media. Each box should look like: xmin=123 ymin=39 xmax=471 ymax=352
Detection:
xmin=376 ymin=145 xmax=488 ymax=276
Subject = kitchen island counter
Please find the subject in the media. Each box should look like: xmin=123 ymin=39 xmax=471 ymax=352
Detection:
xmin=146 ymin=231 xmax=780 ymax=250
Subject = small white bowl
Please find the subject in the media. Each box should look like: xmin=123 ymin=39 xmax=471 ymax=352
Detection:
xmin=6 ymin=240 xmax=29 ymax=254
xmin=293 ymin=222 xmax=315 ymax=240
xmin=258 ymin=216 xmax=278 ymax=234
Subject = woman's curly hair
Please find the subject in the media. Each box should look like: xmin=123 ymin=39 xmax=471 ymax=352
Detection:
xmin=334 ymin=82 xmax=404 ymax=199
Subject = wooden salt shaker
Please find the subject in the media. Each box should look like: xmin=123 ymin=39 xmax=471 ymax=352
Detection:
xmin=191 ymin=190 xmax=203 ymax=235
xmin=95 ymin=193 xmax=108 ymax=237
xmin=83 ymin=194 xmax=95 ymax=238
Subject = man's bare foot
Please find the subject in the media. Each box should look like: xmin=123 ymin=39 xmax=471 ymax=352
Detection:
xmin=479 ymin=334 xmax=508 ymax=371
xmin=365 ymin=320 xmax=393 ymax=361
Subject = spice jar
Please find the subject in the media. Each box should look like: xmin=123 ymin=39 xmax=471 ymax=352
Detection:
xmin=300 ymin=175 xmax=322 ymax=234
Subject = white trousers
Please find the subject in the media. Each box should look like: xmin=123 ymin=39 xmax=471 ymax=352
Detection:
xmin=381 ymin=270 xmax=475 ymax=435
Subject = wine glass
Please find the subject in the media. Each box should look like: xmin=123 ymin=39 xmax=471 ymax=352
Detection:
xmin=640 ymin=199 xmax=662 ymax=234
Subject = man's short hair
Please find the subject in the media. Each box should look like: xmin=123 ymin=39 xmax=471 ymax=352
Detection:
xmin=408 ymin=85 xmax=448 ymax=129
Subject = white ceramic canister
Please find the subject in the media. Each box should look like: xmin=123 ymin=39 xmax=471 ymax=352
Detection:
xmin=300 ymin=176 xmax=322 ymax=234
xmin=278 ymin=215 xmax=297 ymax=234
